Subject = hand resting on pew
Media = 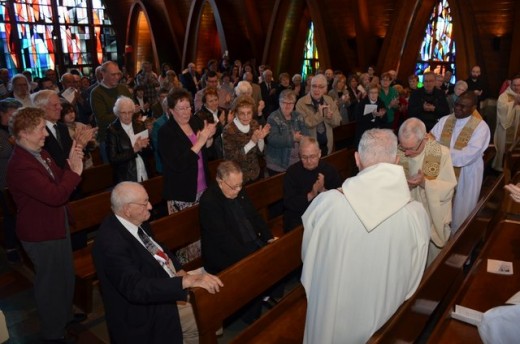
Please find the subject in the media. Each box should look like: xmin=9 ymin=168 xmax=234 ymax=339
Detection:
xmin=504 ymin=183 xmax=520 ymax=203
xmin=182 ymin=272 xmax=224 ymax=294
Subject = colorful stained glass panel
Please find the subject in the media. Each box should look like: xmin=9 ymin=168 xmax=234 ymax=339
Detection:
xmin=416 ymin=0 xmax=456 ymax=83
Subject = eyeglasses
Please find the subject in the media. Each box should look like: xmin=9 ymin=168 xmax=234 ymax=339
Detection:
xmin=301 ymin=154 xmax=320 ymax=161
xmin=281 ymin=101 xmax=295 ymax=106
xmin=398 ymin=138 xmax=425 ymax=153
xmin=220 ymin=179 xmax=243 ymax=191
xmin=311 ymin=84 xmax=326 ymax=89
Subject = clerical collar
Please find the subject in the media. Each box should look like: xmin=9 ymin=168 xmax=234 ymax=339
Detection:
xmin=234 ymin=117 xmax=250 ymax=133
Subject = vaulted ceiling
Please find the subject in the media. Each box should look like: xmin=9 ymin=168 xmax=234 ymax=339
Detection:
xmin=104 ymin=0 xmax=520 ymax=97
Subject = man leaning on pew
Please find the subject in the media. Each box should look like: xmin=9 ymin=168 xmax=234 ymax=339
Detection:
xmin=301 ymin=129 xmax=430 ymax=343
xmin=92 ymin=181 xmax=223 ymax=344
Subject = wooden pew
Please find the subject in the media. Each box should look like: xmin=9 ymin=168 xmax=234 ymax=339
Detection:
xmin=333 ymin=122 xmax=356 ymax=150
xmin=151 ymin=204 xmax=201 ymax=271
xmin=77 ymin=163 xmax=114 ymax=196
xmin=71 ymin=149 xmax=354 ymax=313
xmin=323 ymin=147 xmax=357 ymax=180
xmin=368 ymin=173 xmax=505 ymax=343
xmin=189 ymin=226 xmax=305 ymax=344
xmin=427 ymin=218 xmax=520 ymax=343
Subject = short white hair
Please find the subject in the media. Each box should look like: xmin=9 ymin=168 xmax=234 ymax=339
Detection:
xmin=111 ymin=181 xmax=145 ymax=213
xmin=358 ymin=129 xmax=397 ymax=168
xmin=234 ymin=81 xmax=252 ymax=96
xmin=113 ymin=96 xmax=135 ymax=116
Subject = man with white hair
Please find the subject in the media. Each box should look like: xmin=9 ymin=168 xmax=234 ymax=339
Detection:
xmin=398 ymin=118 xmax=457 ymax=264
xmin=296 ymin=74 xmax=341 ymax=155
xmin=93 ymin=181 xmax=223 ymax=343
xmin=301 ymin=128 xmax=429 ymax=344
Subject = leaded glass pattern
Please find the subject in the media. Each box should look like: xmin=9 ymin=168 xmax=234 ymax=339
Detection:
xmin=0 ymin=0 xmax=117 ymax=78
xmin=301 ymin=22 xmax=319 ymax=81
xmin=415 ymin=0 xmax=456 ymax=83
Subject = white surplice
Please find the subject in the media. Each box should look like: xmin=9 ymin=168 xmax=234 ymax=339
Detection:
xmin=301 ymin=163 xmax=430 ymax=344
xmin=493 ymin=87 xmax=520 ymax=171
xmin=431 ymin=115 xmax=490 ymax=231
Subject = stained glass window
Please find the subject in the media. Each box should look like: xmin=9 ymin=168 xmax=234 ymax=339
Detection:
xmin=301 ymin=22 xmax=319 ymax=81
xmin=0 ymin=0 xmax=117 ymax=78
xmin=415 ymin=0 xmax=456 ymax=83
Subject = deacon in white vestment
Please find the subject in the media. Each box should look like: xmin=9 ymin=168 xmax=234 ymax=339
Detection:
xmin=398 ymin=118 xmax=457 ymax=265
xmin=431 ymin=91 xmax=490 ymax=232
xmin=492 ymin=75 xmax=520 ymax=171
xmin=301 ymin=129 xmax=430 ymax=344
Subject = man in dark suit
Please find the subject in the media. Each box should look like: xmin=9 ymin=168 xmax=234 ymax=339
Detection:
xmin=260 ymin=69 xmax=278 ymax=118
xmin=92 ymin=181 xmax=223 ymax=343
xmin=32 ymin=90 xmax=96 ymax=170
xmin=408 ymin=71 xmax=450 ymax=132
xmin=31 ymin=90 xmax=73 ymax=168
xmin=179 ymin=62 xmax=200 ymax=97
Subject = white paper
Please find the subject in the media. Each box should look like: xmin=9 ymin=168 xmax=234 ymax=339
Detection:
xmin=487 ymin=259 xmax=513 ymax=275
xmin=363 ymin=104 xmax=378 ymax=116
xmin=451 ymin=305 xmax=483 ymax=326
xmin=506 ymin=291 xmax=520 ymax=305
xmin=135 ymin=129 xmax=149 ymax=140
xmin=61 ymin=87 xmax=76 ymax=103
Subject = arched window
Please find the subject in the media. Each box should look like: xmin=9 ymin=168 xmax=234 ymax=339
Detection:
xmin=0 ymin=0 xmax=117 ymax=78
xmin=415 ymin=0 xmax=456 ymax=83
xmin=301 ymin=22 xmax=319 ymax=81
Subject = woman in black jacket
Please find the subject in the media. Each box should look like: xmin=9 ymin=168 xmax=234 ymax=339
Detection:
xmin=106 ymin=96 xmax=152 ymax=183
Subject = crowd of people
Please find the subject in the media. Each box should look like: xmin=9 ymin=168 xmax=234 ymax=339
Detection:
xmin=1 ymin=57 xmax=519 ymax=343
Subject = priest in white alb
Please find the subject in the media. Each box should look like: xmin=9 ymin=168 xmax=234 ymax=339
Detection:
xmin=492 ymin=74 xmax=520 ymax=171
xmin=397 ymin=118 xmax=457 ymax=265
xmin=301 ymin=128 xmax=430 ymax=344
xmin=431 ymin=91 xmax=490 ymax=232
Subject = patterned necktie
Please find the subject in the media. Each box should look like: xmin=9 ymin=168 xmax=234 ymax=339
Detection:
xmin=138 ymin=226 xmax=176 ymax=275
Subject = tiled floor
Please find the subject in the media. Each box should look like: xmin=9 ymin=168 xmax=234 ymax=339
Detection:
xmin=0 ymin=251 xmax=260 ymax=344
xmin=0 ymin=252 xmax=109 ymax=343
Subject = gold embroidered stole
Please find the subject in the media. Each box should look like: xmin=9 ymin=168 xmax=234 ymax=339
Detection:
xmin=439 ymin=113 xmax=482 ymax=178
xmin=398 ymin=139 xmax=442 ymax=180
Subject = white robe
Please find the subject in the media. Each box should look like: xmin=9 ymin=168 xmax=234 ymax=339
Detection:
xmin=478 ymin=305 xmax=520 ymax=344
xmin=400 ymin=141 xmax=457 ymax=264
xmin=301 ymin=163 xmax=430 ymax=344
xmin=493 ymin=87 xmax=520 ymax=171
xmin=431 ymin=115 xmax=490 ymax=231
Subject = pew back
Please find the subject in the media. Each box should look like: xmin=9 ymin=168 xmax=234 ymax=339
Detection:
xmin=189 ymin=226 xmax=304 ymax=344
xmin=368 ymin=173 xmax=504 ymax=343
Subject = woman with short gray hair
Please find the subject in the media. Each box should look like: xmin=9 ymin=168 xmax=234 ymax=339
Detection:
xmin=265 ymin=89 xmax=309 ymax=175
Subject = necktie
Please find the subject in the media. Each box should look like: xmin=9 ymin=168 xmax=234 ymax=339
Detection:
xmin=53 ymin=124 xmax=62 ymax=148
xmin=138 ymin=227 xmax=176 ymax=275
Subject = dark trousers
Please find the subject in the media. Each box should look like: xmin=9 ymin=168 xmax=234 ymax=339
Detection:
xmin=0 ymin=192 xmax=17 ymax=250
xmin=22 ymin=230 xmax=75 ymax=339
